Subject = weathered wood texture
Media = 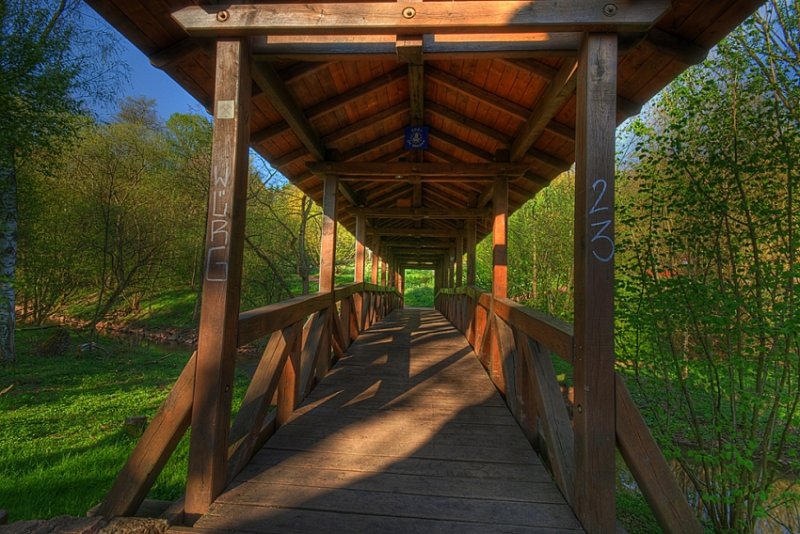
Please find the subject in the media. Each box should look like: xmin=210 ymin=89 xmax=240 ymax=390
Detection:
xmin=572 ymin=33 xmax=617 ymax=533
xmin=186 ymin=38 xmax=251 ymax=521
xmin=192 ymin=309 xmax=583 ymax=534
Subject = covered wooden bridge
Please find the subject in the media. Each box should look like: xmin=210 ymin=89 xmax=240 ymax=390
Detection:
xmin=85 ymin=1 xmax=763 ymax=532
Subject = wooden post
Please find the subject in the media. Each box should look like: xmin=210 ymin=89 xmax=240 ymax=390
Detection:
xmin=573 ymin=33 xmax=617 ymax=533
xmin=381 ymin=255 xmax=388 ymax=286
xmin=455 ymin=233 xmax=463 ymax=288
xmin=185 ymin=38 xmax=251 ymax=522
xmin=371 ymin=246 xmax=379 ymax=284
xmin=433 ymin=264 xmax=440 ymax=301
xmin=493 ymin=176 xmax=508 ymax=300
xmin=466 ymin=219 xmax=476 ymax=286
xmin=355 ymin=215 xmax=366 ymax=283
xmin=319 ymin=175 xmax=338 ymax=293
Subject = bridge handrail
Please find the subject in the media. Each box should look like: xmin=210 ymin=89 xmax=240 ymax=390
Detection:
xmin=97 ymin=283 xmax=402 ymax=520
xmin=435 ymin=286 xmax=701 ymax=533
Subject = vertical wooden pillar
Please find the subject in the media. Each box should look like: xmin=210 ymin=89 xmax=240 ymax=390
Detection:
xmin=354 ymin=215 xmax=366 ymax=283
xmin=455 ymin=234 xmax=464 ymax=288
xmin=381 ymin=255 xmax=388 ymax=286
xmin=185 ymin=38 xmax=251 ymax=522
xmin=433 ymin=263 xmax=440 ymax=300
xmin=319 ymin=175 xmax=338 ymax=293
xmin=466 ymin=219 xmax=476 ymax=286
xmin=371 ymin=246 xmax=379 ymax=284
xmin=573 ymin=33 xmax=617 ymax=533
xmin=492 ymin=176 xmax=508 ymax=300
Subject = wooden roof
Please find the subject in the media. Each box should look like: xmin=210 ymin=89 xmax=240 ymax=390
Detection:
xmin=86 ymin=0 xmax=764 ymax=266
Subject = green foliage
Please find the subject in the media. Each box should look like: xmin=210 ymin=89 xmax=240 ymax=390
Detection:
xmin=476 ymin=172 xmax=574 ymax=320
xmin=0 ymin=327 xmax=249 ymax=521
xmin=404 ymin=269 xmax=435 ymax=307
xmin=617 ymin=5 xmax=800 ymax=530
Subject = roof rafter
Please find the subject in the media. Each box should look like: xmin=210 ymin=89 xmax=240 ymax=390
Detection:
xmin=251 ymin=61 xmax=326 ymax=161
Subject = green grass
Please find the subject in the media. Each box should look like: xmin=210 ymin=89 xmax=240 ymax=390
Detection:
xmin=0 ymin=328 xmax=250 ymax=521
xmin=404 ymin=269 xmax=435 ymax=307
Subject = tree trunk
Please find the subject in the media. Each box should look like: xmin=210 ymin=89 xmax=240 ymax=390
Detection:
xmin=0 ymin=147 xmax=17 ymax=363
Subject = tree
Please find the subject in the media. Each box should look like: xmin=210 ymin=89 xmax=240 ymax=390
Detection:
xmin=617 ymin=6 xmax=799 ymax=529
xmin=0 ymin=0 xmax=120 ymax=362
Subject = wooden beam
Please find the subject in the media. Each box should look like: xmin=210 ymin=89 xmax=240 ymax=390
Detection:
xmin=340 ymin=131 xmax=404 ymax=162
xmin=428 ymin=66 xmax=529 ymax=121
xmin=351 ymin=207 xmax=490 ymax=219
xmin=149 ymin=38 xmax=210 ymax=68
xmin=185 ymin=38 xmax=251 ymax=522
xmin=510 ymin=60 xmax=578 ymax=162
xmin=572 ymin=33 xmax=617 ymax=533
xmin=338 ymin=181 xmax=361 ymax=207
xmin=430 ymin=129 xmax=493 ymax=162
xmin=492 ymin=176 xmax=508 ymax=299
xmin=251 ymin=32 xmax=582 ymax=60
xmin=319 ymin=175 xmax=338 ymax=292
xmin=308 ymin=161 xmax=531 ymax=177
xmin=369 ymin=227 xmax=461 ymax=238
xmin=455 ymin=232 xmax=463 ymax=287
xmin=173 ymin=2 xmax=671 ymax=36
xmin=645 ymin=27 xmax=708 ymax=66
xmin=251 ymin=61 xmax=325 ymax=161
xmin=339 ymin=175 xmax=493 ymax=183
xmin=466 ymin=218 xmax=476 ymax=286
xmin=305 ymin=68 xmax=407 ymax=120
xmin=426 ymin=102 xmax=512 ymax=145
xmin=323 ymin=102 xmax=408 ymax=148
xmin=354 ymin=215 xmax=366 ymax=283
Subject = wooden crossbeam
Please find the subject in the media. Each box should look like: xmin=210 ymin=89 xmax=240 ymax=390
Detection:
xmin=308 ymin=162 xmax=531 ymax=177
xmin=251 ymin=62 xmax=325 ymax=161
xmin=369 ymin=227 xmax=461 ymax=238
xmin=251 ymin=32 xmax=583 ymax=60
xmin=352 ymin=207 xmax=490 ymax=219
xmin=510 ymin=60 xmax=578 ymax=161
xmin=173 ymin=1 xmax=670 ymax=37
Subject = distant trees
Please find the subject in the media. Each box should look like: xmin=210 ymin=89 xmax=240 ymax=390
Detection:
xmin=0 ymin=0 xmax=120 ymax=362
xmin=15 ymin=98 xmax=337 ymax=331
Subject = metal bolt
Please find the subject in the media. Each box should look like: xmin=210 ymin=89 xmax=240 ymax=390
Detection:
xmin=603 ymin=3 xmax=617 ymax=17
xmin=576 ymin=404 xmax=583 ymax=414
xmin=402 ymin=6 xmax=416 ymax=19
xmin=216 ymin=9 xmax=230 ymax=22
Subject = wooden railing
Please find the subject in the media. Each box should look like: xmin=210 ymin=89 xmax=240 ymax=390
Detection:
xmin=436 ymin=286 xmax=701 ymax=534
xmin=97 ymin=282 xmax=401 ymax=519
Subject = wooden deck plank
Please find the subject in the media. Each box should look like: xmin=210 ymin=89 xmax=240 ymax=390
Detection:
xmin=191 ymin=505 xmax=583 ymax=534
xmin=191 ymin=309 xmax=582 ymax=533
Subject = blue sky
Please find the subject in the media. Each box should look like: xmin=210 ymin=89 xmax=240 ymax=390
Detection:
xmin=80 ymin=4 xmax=207 ymax=122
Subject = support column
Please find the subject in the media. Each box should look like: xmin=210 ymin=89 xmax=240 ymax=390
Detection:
xmin=455 ymin=233 xmax=464 ymax=288
xmin=371 ymin=245 xmax=379 ymax=284
xmin=433 ymin=264 xmax=441 ymax=301
xmin=492 ymin=176 xmax=508 ymax=300
xmin=381 ymin=255 xmax=388 ymax=287
xmin=466 ymin=219 xmax=477 ymax=286
xmin=573 ymin=33 xmax=617 ymax=533
xmin=186 ymin=38 xmax=251 ymax=522
xmin=354 ymin=215 xmax=366 ymax=283
xmin=319 ymin=175 xmax=338 ymax=293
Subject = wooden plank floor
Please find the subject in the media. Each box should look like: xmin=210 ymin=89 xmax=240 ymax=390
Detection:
xmin=188 ymin=308 xmax=583 ymax=533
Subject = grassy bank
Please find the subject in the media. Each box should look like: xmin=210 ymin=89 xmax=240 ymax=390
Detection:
xmin=0 ymin=328 xmax=250 ymax=521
